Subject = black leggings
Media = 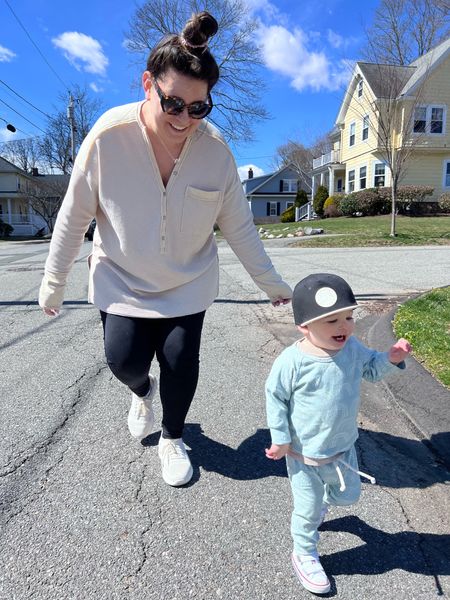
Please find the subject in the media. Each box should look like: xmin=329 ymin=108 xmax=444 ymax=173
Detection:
xmin=100 ymin=310 xmax=206 ymax=439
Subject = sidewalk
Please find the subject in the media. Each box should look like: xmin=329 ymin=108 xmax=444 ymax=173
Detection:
xmin=362 ymin=306 xmax=450 ymax=471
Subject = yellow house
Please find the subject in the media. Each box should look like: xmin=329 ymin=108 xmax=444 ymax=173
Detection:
xmin=312 ymin=37 xmax=450 ymax=203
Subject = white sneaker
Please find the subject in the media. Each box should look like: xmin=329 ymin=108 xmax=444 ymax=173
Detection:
xmin=158 ymin=436 xmax=193 ymax=486
xmin=292 ymin=552 xmax=331 ymax=595
xmin=127 ymin=374 xmax=157 ymax=440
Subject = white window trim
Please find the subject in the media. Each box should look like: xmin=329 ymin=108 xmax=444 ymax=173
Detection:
xmin=347 ymin=169 xmax=356 ymax=193
xmin=413 ymin=104 xmax=447 ymax=136
xmin=362 ymin=115 xmax=369 ymax=141
xmin=349 ymin=121 xmax=356 ymax=147
xmin=282 ymin=179 xmax=297 ymax=192
xmin=357 ymin=79 xmax=363 ymax=98
xmin=358 ymin=164 xmax=368 ymax=190
xmin=443 ymin=159 xmax=450 ymax=189
xmin=372 ymin=160 xmax=389 ymax=187
xmin=269 ymin=201 xmax=278 ymax=216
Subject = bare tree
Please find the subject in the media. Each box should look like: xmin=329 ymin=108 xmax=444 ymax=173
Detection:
xmin=27 ymin=175 xmax=70 ymax=233
xmin=0 ymin=137 xmax=41 ymax=172
xmin=125 ymin=0 xmax=268 ymax=142
xmin=275 ymin=141 xmax=313 ymax=190
xmin=40 ymin=84 xmax=104 ymax=173
xmin=310 ymin=131 xmax=335 ymax=159
xmin=364 ymin=0 xmax=450 ymax=65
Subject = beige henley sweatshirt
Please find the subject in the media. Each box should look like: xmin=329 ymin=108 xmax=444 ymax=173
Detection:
xmin=39 ymin=101 xmax=292 ymax=317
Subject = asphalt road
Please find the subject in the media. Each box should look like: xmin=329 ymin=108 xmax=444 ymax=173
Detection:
xmin=0 ymin=239 xmax=449 ymax=599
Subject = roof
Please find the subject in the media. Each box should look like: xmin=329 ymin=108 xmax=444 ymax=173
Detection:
xmin=335 ymin=36 xmax=450 ymax=125
xmin=0 ymin=155 xmax=27 ymax=174
xmin=357 ymin=62 xmax=415 ymax=98
xmin=401 ymin=36 xmax=450 ymax=95
xmin=244 ymin=163 xmax=303 ymax=195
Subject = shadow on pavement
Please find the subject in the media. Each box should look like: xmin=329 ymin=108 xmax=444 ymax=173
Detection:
xmin=143 ymin=425 xmax=449 ymax=487
xmin=142 ymin=424 xmax=287 ymax=480
xmin=321 ymin=515 xmax=449 ymax=594
xmin=357 ymin=429 xmax=450 ymax=488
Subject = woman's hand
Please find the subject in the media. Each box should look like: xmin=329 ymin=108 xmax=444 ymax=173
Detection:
xmin=265 ymin=443 xmax=290 ymax=460
xmin=43 ymin=308 xmax=60 ymax=317
xmin=271 ymin=298 xmax=291 ymax=307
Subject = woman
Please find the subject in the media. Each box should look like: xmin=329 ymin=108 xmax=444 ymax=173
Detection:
xmin=39 ymin=12 xmax=292 ymax=487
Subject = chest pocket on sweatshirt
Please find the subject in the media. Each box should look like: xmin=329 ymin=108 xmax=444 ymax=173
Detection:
xmin=180 ymin=186 xmax=221 ymax=235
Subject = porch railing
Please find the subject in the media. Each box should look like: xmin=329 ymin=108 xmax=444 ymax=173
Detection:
xmin=312 ymin=149 xmax=341 ymax=170
xmin=295 ymin=202 xmax=317 ymax=221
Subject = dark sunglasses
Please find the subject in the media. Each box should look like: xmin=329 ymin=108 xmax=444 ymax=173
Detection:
xmin=153 ymin=78 xmax=213 ymax=119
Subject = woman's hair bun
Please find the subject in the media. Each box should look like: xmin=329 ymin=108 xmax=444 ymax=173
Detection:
xmin=180 ymin=11 xmax=218 ymax=49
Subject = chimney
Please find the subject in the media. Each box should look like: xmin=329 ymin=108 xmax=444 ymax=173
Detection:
xmin=248 ymin=167 xmax=253 ymax=179
xmin=31 ymin=167 xmax=39 ymax=176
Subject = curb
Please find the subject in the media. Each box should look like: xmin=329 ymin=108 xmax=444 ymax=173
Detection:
xmin=366 ymin=307 xmax=450 ymax=470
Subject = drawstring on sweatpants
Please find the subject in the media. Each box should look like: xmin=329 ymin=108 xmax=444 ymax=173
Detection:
xmin=336 ymin=459 xmax=376 ymax=492
xmin=287 ymin=449 xmax=376 ymax=492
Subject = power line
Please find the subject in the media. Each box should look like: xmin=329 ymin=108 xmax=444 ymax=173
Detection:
xmin=0 ymin=97 xmax=46 ymax=133
xmin=3 ymin=0 xmax=69 ymax=92
xmin=0 ymin=79 xmax=51 ymax=119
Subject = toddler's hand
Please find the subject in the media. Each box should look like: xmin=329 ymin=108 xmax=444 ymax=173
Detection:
xmin=265 ymin=443 xmax=290 ymax=460
xmin=389 ymin=337 xmax=411 ymax=363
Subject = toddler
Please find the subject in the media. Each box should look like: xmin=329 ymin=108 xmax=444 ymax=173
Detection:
xmin=265 ymin=273 xmax=411 ymax=594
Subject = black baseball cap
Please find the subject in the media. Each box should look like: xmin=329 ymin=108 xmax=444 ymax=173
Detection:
xmin=293 ymin=273 xmax=358 ymax=326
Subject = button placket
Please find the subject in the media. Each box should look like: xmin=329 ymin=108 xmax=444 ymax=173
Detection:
xmin=160 ymin=190 xmax=167 ymax=253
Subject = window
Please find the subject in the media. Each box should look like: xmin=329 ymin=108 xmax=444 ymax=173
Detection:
xmin=413 ymin=105 xmax=446 ymax=134
xmin=286 ymin=201 xmax=294 ymax=209
xmin=348 ymin=170 xmax=355 ymax=192
xmin=374 ymin=163 xmax=386 ymax=187
xmin=357 ymin=79 xmax=363 ymax=98
xmin=349 ymin=122 xmax=356 ymax=147
xmin=431 ymin=107 xmax=444 ymax=133
xmin=269 ymin=202 xmax=278 ymax=216
xmin=413 ymin=107 xmax=427 ymax=132
xmin=281 ymin=179 xmax=298 ymax=192
xmin=444 ymin=160 xmax=450 ymax=188
xmin=359 ymin=166 xmax=367 ymax=189
xmin=362 ymin=116 xmax=369 ymax=141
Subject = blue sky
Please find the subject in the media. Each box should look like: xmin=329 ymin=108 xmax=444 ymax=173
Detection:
xmin=1 ymin=0 xmax=380 ymax=178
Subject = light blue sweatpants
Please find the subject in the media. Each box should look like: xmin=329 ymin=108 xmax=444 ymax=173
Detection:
xmin=286 ymin=446 xmax=361 ymax=556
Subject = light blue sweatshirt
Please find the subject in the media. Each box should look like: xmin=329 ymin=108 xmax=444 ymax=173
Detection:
xmin=266 ymin=336 xmax=405 ymax=459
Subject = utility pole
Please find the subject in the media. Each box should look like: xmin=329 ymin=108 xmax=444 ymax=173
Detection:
xmin=67 ymin=94 xmax=76 ymax=164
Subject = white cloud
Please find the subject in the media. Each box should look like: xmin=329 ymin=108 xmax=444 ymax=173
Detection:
xmin=52 ymin=32 xmax=109 ymax=76
xmin=89 ymin=82 xmax=103 ymax=93
xmin=238 ymin=164 xmax=265 ymax=181
xmin=327 ymin=30 xmax=344 ymax=49
xmin=0 ymin=44 xmax=16 ymax=62
xmin=327 ymin=29 xmax=359 ymax=50
xmin=258 ymin=24 xmax=351 ymax=92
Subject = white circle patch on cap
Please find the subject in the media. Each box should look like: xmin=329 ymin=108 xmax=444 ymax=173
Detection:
xmin=315 ymin=287 xmax=338 ymax=308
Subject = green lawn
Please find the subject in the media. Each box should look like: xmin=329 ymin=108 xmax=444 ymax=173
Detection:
xmin=258 ymin=215 xmax=450 ymax=247
xmin=393 ymin=287 xmax=450 ymax=388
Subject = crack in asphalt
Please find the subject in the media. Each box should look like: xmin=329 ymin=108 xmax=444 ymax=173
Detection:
xmin=0 ymin=364 xmax=107 ymax=529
